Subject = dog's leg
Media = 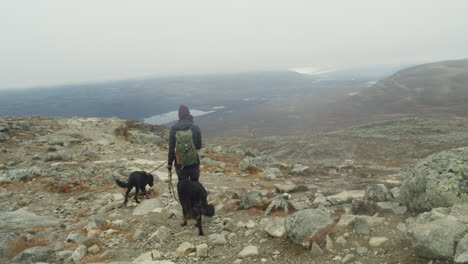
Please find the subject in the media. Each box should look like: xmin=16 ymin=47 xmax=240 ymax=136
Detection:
xmin=197 ymin=214 xmax=204 ymax=236
xmin=141 ymin=186 xmax=148 ymax=199
xmin=124 ymin=187 xmax=132 ymax=205
xmin=181 ymin=206 xmax=188 ymax=227
xmin=134 ymin=186 xmax=140 ymax=203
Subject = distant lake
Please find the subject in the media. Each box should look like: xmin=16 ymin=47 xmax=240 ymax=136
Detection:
xmin=144 ymin=106 xmax=224 ymax=125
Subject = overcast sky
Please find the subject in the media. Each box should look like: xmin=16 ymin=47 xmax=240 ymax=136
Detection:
xmin=1 ymin=0 xmax=467 ymax=89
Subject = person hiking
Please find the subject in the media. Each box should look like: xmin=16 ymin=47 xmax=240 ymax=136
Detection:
xmin=167 ymin=105 xmax=202 ymax=181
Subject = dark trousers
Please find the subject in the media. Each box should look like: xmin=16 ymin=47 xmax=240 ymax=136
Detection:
xmin=175 ymin=164 xmax=200 ymax=182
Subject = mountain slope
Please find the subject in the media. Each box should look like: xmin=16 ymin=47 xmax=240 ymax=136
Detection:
xmin=344 ymin=58 xmax=468 ymax=117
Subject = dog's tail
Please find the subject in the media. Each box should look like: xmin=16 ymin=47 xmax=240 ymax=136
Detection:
xmin=115 ymin=179 xmax=128 ymax=188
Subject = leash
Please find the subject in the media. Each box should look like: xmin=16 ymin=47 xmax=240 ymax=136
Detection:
xmin=167 ymin=169 xmax=180 ymax=204
xmin=148 ymin=161 xmax=167 ymax=174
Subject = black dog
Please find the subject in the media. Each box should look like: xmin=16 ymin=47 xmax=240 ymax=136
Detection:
xmin=177 ymin=179 xmax=215 ymax=236
xmin=115 ymin=171 xmax=154 ymax=205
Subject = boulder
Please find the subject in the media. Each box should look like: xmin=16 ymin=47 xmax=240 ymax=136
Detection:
xmin=12 ymin=246 xmax=51 ymax=263
xmin=196 ymin=243 xmax=208 ymax=258
xmin=364 ymin=184 xmax=394 ymax=204
xmin=400 ymin=147 xmax=468 ymax=211
xmin=412 ymin=218 xmax=466 ymax=259
xmin=0 ymin=167 xmax=45 ymax=183
xmin=71 ymin=245 xmax=87 ymax=262
xmin=239 ymin=156 xmax=279 ymax=171
xmin=239 ymin=191 xmax=263 ymax=209
xmin=237 ymin=245 xmax=258 ymax=258
xmin=0 ymin=232 xmax=16 ymax=258
xmin=133 ymin=198 xmax=164 ymax=215
xmin=285 ymin=209 xmax=333 ymax=248
xmin=0 ymin=209 xmax=60 ymax=229
xmin=263 ymin=217 xmax=286 ymax=238
xmin=275 ymin=182 xmax=299 ymax=193
xmin=326 ymin=190 xmax=364 ymax=205
xmin=207 ymin=233 xmax=227 ymax=246
xmin=291 ymin=164 xmax=311 ymax=175
xmin=455 ymin=234 xmax=468 ymax=263
xmin=172 ymin=242 xmax=195 ymax=258
xmin=0 ymin=132 xmax=9 ymax=141
xmin=130 ymin=131 xmax=166 ymax=145
xmin=148 ymin=226 xmax=171 ymax=242
xmin=264 ymin=168 xmax=283 ymax=180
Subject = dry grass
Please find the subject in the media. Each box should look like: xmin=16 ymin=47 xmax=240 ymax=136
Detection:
xmin=46 ymin=180 xmax=89 ymax=193
xmin=8 ymin=238 xmax=48 ymax=258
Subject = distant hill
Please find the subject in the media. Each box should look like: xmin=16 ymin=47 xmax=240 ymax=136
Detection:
xmin=317 ymin=59 xmax=468 ymax=125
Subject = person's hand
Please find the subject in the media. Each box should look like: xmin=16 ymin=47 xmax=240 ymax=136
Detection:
xmin=167 ymin=165 xmax=172 ymax=172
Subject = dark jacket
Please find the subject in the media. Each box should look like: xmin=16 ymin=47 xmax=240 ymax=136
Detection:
xmin=168 ymin=115 xmax=202 ymax=167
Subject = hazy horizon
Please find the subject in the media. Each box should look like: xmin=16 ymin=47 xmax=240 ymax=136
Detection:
xmin=1 ymin=0 xmax=467 ymax=89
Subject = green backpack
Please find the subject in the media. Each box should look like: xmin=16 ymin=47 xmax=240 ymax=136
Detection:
xmin=175 ymin=129 xmax=198 ymax=168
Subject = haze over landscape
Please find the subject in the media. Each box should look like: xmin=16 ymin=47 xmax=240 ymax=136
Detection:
xmin=1 ymin=1 xmax=468 ymax=264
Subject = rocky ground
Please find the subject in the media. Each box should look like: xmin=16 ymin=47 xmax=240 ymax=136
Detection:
xmin=0 ymin=116 xmax=467 ymax=264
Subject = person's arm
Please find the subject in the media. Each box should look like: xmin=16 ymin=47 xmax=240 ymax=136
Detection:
xmin=168 ymin=127 xmax=176 ymax=166
xmin=192 ymin=125 xmax=202 ymax=150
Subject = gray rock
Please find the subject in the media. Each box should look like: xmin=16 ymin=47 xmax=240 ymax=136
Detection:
xmin=239 ymin=156 xmax=279 ymax=171
xmin=337 ymin=215 xmax=356 ymax=228
xmin=207 ymin=233 xmax=227 ymax=246
xmin=111 ymin=219 xmax=129 ymax=230
xmin=133 ymin=228 xmax=145 ymax=240
xmin=87 ymin=215 xmax=108 ymax=231
xmin=56 ymin=250 xmax=73 ymax=261
xmin=275 ymin=182 xmax=298 ymax=193
xmin=88 ymin=244 xmax=100 ymax=255
xmin=455 ymin=234 xmax=468 ymax=263
xmin=0 ymin=167 xmax=45 ymax=182
xmin=356 ymin=247 xmax=368 ymax=255
xmin=71 ymin=244 xmax=87 ymax=262
xmin=196 ymin=243 xmax=208 ymax=258
xmin=412 ymin=218 xmax=466 ymax=259
xmin=130 ymin=131 xmax=166 ymax=145
xmin=369 ymin=237 xmax=389 ymax=247
xmin=224 ymin=219 xmax=241 ymax=232
xmin=264 ymin=168 xmax=283 ymax=180
xmin=364 ymin=184 xmax=394 ymax=204
xmin=0 ymin=208 xmax=60 ymax=229
xmin=239 ymin=191 xmax=262 ymax=209
xmin=0 ymin=232 xmax=16 ymax=258
xmin=354 ymin=216 xmax=370 ymax=235
xmin=400 ymin=147 xmax=468 ymax=211
xmin=149 ymin=226 xmax=171 ymax=242
xmin=311 ymin=242 xmax=323 ymax=256
xmin=172 ymin=242 xmax=195 ymax=258
xmin=285 ymin=209 xmax=334 ymax=248
xmin=48 ymin=241 xmax=64 ymax=252
xmin=326 ymin=190 xmax=364 ymax=205
xmin=376 ymin=202 xmax=407 ymax=214
xmin=263 ymin=217 xmax=286 ymax=238
xmin=341 ymin=254 xmax=355 ymax=264
xmin=12 ymin=246 xmax=51 ymax=263
xmin=291 ymin=164 xmax=311 ymax=175
xmin=67 ymin=230 xmax=86 ymax=244
xmin=47 ymin=135 xmax=81 ymax=146
xmin=133 ymin=198 xmax=164 ymax=215
xmin=45 ymin=150 xmax=72 ymax=161
xmin=0 ymin=132 xmax=9 ymax=141
xmin=237 ymin=245 xmax=258 ymax=258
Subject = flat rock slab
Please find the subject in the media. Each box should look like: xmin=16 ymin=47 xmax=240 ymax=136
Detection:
xmin=0 ymin=209 xmax=60 ymax=229
xmin=133 ymin=198 xmax=164 ymax=216
xmin=326 ymin=190 xmax=364 ymax=205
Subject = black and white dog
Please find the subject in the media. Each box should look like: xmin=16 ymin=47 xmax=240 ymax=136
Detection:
xmin=177 ymin=179 xmax=215 ymax=236
xmin=115 ymin=171 xmax=154 ymax=205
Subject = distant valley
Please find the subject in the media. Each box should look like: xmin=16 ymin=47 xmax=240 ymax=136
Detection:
xmin=3 ymin=60 xmax=467 ymax=139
